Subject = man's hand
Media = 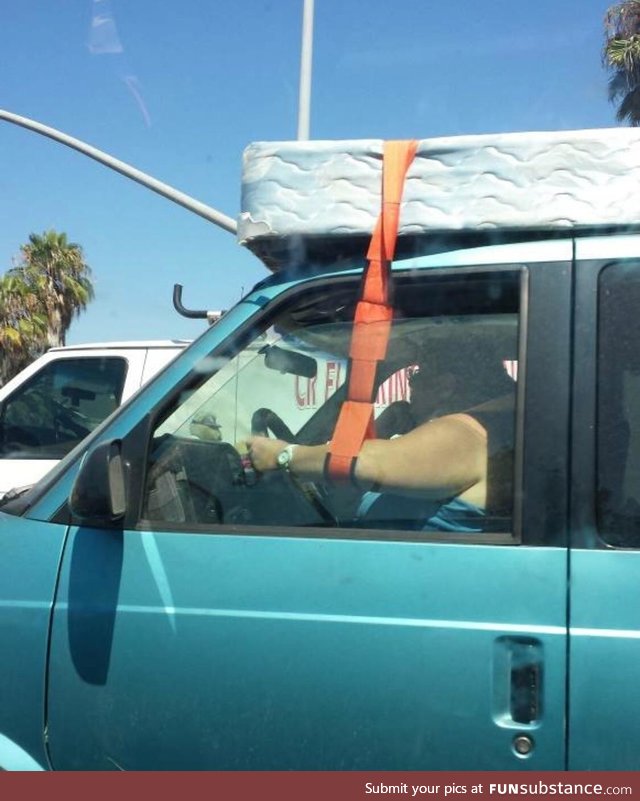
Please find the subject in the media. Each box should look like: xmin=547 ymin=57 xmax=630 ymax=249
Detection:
xmin=246 ymin=435 xmax=288 ymax=472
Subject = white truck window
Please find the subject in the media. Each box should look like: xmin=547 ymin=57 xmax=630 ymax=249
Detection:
xmin=0 ymin=357 xmax=127 ymax=460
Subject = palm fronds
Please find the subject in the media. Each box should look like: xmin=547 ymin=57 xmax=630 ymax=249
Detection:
xmin=604 ymin=2 xmax=640 ymax=125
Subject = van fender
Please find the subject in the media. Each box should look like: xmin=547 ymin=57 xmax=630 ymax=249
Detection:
xmin=0 ymin=733 xmax=46 ymax=771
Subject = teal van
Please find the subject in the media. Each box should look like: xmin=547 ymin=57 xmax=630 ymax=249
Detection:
xmin=1 ymin=131 xmax=640 ymax=770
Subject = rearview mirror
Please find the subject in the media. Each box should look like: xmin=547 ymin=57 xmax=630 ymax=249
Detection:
xmin=261 ymin=345 xmax=317 ymax=378
xmin=69 ymin=439 xmax=126 ymax=525
xmin=62 ymin=385 xmax=96 ymax=405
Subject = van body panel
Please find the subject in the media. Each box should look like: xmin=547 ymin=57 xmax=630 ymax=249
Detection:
xmin=0 ymin=511 xmax=68 ymax=770
xmin=569 ymin=549 xmax=640 ymax=769
xmin=46 ymin=531 xmax=567 ymax=770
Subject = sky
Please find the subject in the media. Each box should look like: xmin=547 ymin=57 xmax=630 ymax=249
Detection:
xmin=0 ymin=0 xmax=619 ymax=345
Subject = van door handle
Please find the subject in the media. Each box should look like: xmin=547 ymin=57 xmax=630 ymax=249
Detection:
xmin=509 ymin=641 xmax=543 ymax=724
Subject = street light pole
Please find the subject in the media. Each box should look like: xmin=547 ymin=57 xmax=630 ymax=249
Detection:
xmin=297 ymin=0 xmax=314 ymax=140
xmin=0 ymin=108 xmax=238 ymax=235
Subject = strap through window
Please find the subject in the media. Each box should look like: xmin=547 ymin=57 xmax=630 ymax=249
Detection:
xmin=325 ymin=139 xmax=418 ymax=481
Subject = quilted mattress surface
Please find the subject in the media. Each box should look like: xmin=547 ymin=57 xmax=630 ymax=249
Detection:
xmin=238 ymin=128 xmax=640 ymax=269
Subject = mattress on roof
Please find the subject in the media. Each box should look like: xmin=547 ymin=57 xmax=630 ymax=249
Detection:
xmin=238 ymin=128 xmax=640 ymax=270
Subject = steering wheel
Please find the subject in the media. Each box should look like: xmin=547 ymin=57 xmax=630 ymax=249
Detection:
xmin=246 ymin=409 xmax=340 ymax=525
xmin=251 ymin=408 xmax=296 ymax=442
xmin=53 ymin=401 xmax=91 ymax=439
xmin=0 ymin=426 xmax=42 ymax=455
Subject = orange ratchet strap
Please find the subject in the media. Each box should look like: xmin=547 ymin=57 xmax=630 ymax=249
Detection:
xmin=325 ymin=139 xmax=418 ymax=482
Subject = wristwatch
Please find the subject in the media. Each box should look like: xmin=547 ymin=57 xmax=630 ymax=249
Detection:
xmin=276 ymin=444 xmax=296 ymax=472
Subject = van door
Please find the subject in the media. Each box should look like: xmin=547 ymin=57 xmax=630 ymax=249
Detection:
xmin=569 ymin=247 xmax=640 ymax=769
xmin=46 ymin=260 xmax=572 ymax=770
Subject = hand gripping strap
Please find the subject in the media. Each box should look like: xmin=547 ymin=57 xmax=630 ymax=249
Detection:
xmin=326 ymin=139 xmax=418 ymax=481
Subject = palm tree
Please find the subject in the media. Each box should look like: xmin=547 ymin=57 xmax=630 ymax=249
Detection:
xmin=604 ymin=1 xmax=640 ymax=125
xmin=0 ymin=230 xmax=94 ymax=386
xmin=19 ymin=230 xmax=94 ymax=348
xmin=0 ymin=273 xmax=48 ymax=385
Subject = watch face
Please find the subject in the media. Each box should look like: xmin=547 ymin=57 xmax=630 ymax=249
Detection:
xmin=277 ymin=446 xmax=292 ymax=469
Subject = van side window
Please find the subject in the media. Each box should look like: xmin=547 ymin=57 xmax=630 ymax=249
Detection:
xmin=141 ymin=270 xmax=521 ymax=540
xmin=0 ymin=357 xmax=127 ymax=460
xmin=597 ymin=262 xmax=640 ymax=546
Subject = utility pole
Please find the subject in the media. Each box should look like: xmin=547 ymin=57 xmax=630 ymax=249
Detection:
xmin=297 ymin=0 xmax=314 ymax=140
xmin=0 ymin=108 xmax=238 ymax=235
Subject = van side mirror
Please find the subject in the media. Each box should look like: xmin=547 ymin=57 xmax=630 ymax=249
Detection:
xmin=69 ymin=440 xmax=126 ymax=525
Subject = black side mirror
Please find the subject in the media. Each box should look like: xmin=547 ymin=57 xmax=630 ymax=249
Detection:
xmin=69 ymin=439 xmax=126 ymax=525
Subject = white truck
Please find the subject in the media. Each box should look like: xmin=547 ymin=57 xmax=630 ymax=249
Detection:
xmin=0 ymin=339 xmax=189 ymax=500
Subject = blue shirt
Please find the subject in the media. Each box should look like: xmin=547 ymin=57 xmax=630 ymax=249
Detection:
xmin=355 ymin=491 xmax=484 ymax=533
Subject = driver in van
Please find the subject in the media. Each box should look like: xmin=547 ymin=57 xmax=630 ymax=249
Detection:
xmin=246 ymin=343 xmax=516 ymax=532
xmin=375 ymin=347 xmax=491 ymax=438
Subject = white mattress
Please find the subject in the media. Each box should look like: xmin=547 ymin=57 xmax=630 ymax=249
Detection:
xmin=238 ymin=128 xmax=640 ymax=269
